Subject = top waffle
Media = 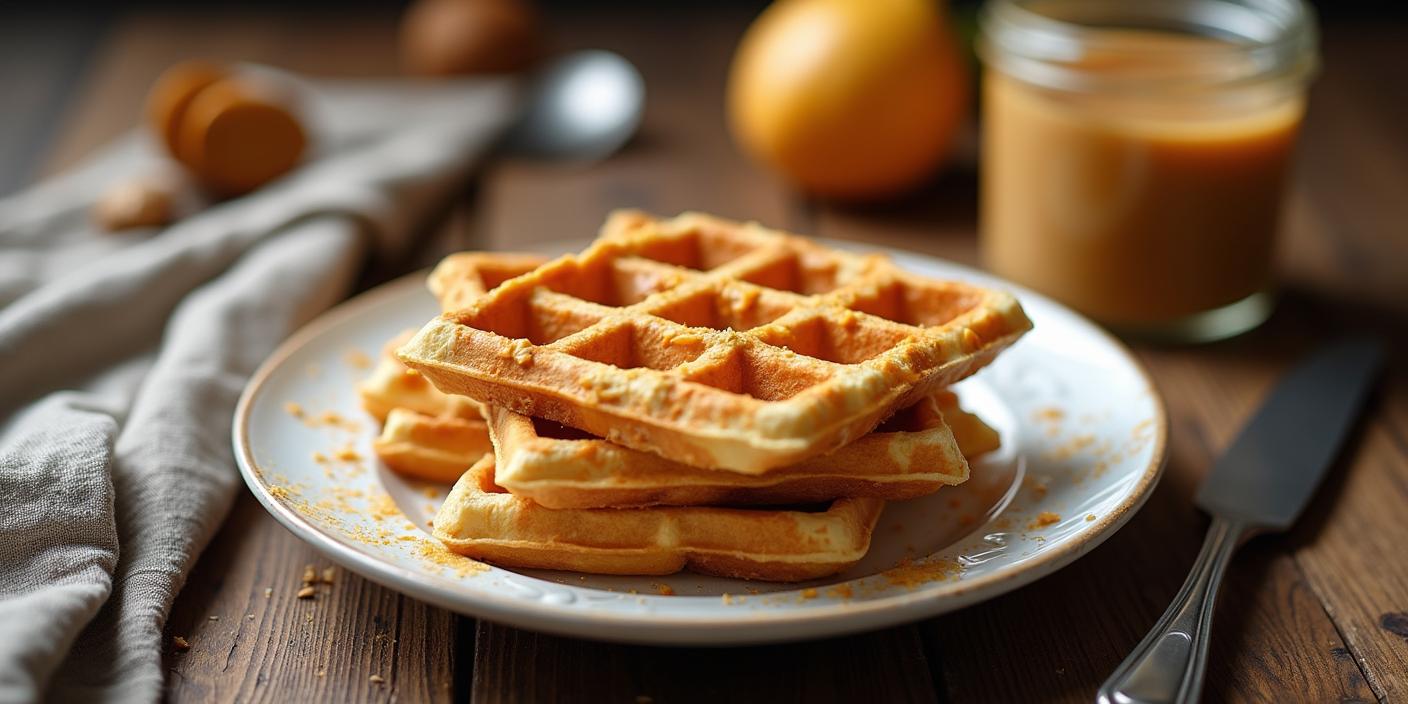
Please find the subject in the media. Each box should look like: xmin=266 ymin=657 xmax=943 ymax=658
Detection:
xmin=397 ymin=211 xmax=1032 ymax=473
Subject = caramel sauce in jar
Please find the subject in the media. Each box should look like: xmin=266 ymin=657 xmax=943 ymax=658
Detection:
xmin=979 ymin=1 xmax=1318 ymax=340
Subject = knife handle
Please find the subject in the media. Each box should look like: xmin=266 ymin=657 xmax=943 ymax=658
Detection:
xmin=1097 ymin=516 xmax=1250 ymax=704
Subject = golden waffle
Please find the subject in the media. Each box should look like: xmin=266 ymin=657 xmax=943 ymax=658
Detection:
xmin=378 ymin=249 xmax=993 ymax=502
xmin=362 ymin=254 xmax=550 ymax=481
xmin=359 ymin=331 xmax=482 ymax=422
xmin=433 ymin=455 xmax=885 ymax=581
xmin=428 ymin=252 xmax=550 ymax=313
xmin=398 ymin=211 xmax=1032 ymax=473
xmin=489 ymin=393 xmax=986 ymax=509
xmin=373 ymin=408 xmax=492 ymax=483
xmin=365 ymin=323 xmax=995 ymax=500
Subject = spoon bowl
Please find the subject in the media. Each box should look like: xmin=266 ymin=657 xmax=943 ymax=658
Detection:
xmin=504 ymin=49 xmax=645 ymax=162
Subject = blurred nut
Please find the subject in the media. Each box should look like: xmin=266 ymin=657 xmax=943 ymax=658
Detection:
xmin=93 ymin=178 xmax=175 ymax=232
xmin=144 ymin=60 xmax=307 ymax=198
xmin=400 ymin=0 xmax=541 ymax=76
xmin=146 ymin=61 xmax=229 ymax=161
xmin=175 ymin=79 xmax=306 ymax=197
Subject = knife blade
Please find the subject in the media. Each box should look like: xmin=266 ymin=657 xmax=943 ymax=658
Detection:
xmin=1195 ymin=336 xmax=1385 ymax=530
xmin=1099 ymin=337 xmax=1386 ymax=704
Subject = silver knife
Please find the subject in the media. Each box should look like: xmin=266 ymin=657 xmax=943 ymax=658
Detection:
xmin=1097 ymin=337 xmax=1385 ymax=704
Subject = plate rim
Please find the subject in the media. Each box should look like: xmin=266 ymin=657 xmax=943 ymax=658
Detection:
xmin=232 ymin=244 xmax=1168 ymax=644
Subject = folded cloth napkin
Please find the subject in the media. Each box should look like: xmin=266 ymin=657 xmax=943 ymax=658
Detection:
xmin=0 ymin=69 xmax=518 ymax=703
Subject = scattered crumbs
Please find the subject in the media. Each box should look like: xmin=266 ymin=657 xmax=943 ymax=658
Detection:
xmin=1023 ymin=475 xmax=1049 ymax=498
xmin=883 ymin=558 xmax=962 ymax=589
xmin=312 ymin=451 xmax=329 ymax=464
xmin=746 ymin=587 xmax=760 ymax=595
xmin=627 ymin=589 xmax=639 ymax=595
xmin=316 ymin=670 xmax=326 ymax=678
xmin=207 ymin=615 xmax=219 ymax=621
xmin=284 ymin=402 xmax=305 ymax=419
xmin=653 ymin=583 xmax=675 ymax=596
xmin=827 ymin=584 xmax=854 ymax=600
xmin=321 ymin=567 xmax=337 ymax=584
xmin=1046 ymin=434 xmax=1096 ymax=461
xmin=263 ymin=587 xmax=273 ymax=599
xmin=498 ymin=339 xmax=535 ymax=367
xmin=1091 ymin=459 xmax=1112 ymax=479
xmin=1131 ymin=418 xmax=1155 ymax=440
xmin=1085 ymin=513 xmax=1097 ymax=522
xmin=172 ymin=635 xmax=190 ymax=652
xmin=799 ymin=588 xmax=818 ymax=600
xmin=403 ymin=522 xmax=417 ymax=531
xmin=296 ymin=586 xmax=317 ymax=599
xmin=416 ymin=539 xmax=489 ymax=577
xmin=420 ymin=486 xmax=440 ymax=499
xmin=268 ymin=486 xmax=290 ymax=500
xmin=302 ymin=565 xmax=317 ymax=584
xmin=721 ymin=593 xmax=734 ymax=605
xmin=305 ymin=612 xmax=315 ymax=623
xmin=344 ymin=349 xmax=373 ymax=370
xmin=368 ymin=492 xmax=401 ymax=521
xmin=334 ymin=446 xmax=362 ymax=462
xmin=369 ymin=674 xmax=385 ymax=685
xmin=1028 ymin=512 xmax=1061 ymax=530
xmin=1034 ymin=407 xmax=1065 ymax=423
xmin=247 ymin=614 xmax=255 ymax=620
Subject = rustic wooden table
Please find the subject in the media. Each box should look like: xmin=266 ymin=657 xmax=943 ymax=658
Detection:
xmin=18 ymin=6 xmax=1406 ymax=703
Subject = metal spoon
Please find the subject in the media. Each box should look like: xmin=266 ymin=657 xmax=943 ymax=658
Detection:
xmin=502 ymin=49 xmax=645 ymax=162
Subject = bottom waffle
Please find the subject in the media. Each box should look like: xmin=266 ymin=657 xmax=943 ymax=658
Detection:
xmin=433 ymin=454 xmax=886 ymax=581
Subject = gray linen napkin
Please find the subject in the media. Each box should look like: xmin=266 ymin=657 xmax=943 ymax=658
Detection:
xmin=0 ymin=70 xmax=517 ymax=703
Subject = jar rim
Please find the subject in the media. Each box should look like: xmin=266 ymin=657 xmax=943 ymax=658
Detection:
xmin=978 ymin=0 xmax=1319 ymax=94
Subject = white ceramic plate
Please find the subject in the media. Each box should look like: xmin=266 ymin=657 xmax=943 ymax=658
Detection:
xmin=234 ymin=241 xmax=1166 ymax=645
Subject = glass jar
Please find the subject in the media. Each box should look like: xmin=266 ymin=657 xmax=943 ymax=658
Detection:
xmin=977 ymin=0 xmax=1319 ymax=342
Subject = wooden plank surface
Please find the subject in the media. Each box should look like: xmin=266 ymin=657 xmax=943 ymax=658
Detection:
xmin=21 ymin=5 xmax=1408 ymax=703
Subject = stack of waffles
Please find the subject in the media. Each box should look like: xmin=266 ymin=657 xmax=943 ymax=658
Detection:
xmin=359 ymin=211 xmax=1032 ymax=582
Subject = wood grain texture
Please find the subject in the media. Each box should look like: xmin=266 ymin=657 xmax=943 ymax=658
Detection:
xmin=1273 ymin=26 xmax=1408 ymax=703
xmin=25 ymin=6 xmax=1408 ymax=703
xmin=162 ymin=495 xmax=457 ymax=702
xmin=471 ymin=620 xmax=939 ymax=704
xmin=470 ymin=7 xmax=801 ymax=251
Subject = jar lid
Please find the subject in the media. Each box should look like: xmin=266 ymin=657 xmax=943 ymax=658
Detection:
xmin=978 ymin=0 xmax=1319 ymax=94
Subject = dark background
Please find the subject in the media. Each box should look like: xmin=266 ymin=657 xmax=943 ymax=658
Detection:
xmin=2 ymin=0 xmax=1404 ymax=196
